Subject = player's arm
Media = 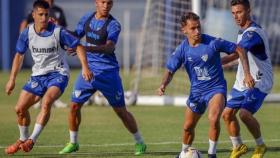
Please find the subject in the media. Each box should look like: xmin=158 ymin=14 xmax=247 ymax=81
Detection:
xmin=60 ymin=29 xmax=93 ymax=81
xmin=221 ymin=53 xmax=239 ymax=65
xmin=215 ymin=38 xmax=255 ymax=88
xmin=6 ymin=29 xmax=29 ymax=95
xmin=86 ymin=21 xmax=120 ymax=54
xmin=234 ymin=46 xmax=255 ymax=88
xmin=75 ymin=45 xmax=93 ymax=81
xmin=6 ymin=53 xmax=24 ymax=95
xmin=157 ymin=43 xmax=184 ymax=96
xmin=85 ymin=40 xmax=115 ymax=54
xmin=157 ymin=70 xmax=174 ymax=96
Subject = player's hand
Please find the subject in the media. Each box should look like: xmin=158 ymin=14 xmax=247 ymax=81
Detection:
xmin=157 ymin=85 xmax=165 ymax=96
xmin=67 ymin=47 xmax=77 ymax=56
xmin=82 ymin=68 xmax=93 ymax=82
xmin=5 ymin=79 xmax=15 ymax=95
xmin=49 ymin=17 xmax=58 ymax=25
xmin=243 ymin=74 xmax=255 ymax=89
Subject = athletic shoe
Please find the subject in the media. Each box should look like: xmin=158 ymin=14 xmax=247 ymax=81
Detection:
xmin=5 ymin=140 xmax=24 ymax=155
xmin=230 ymin=144 xmax=248 ymax=158
xmin=59 ymin=143 xmax=79 ymax=154
xmin=251 ymin=144 xmax=267 ymax=158
xmin=135 ymin=142 xmax=147 ymax=156
xmin=20 ymin=139 xmax=34 ymax=152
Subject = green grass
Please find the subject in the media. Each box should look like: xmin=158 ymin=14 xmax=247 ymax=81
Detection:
xmin=0 ymin=69 xmax=279 ymax=157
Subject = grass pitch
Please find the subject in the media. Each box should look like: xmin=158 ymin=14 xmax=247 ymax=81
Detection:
xmin=0 ymin=69 xmax=279 ymax=158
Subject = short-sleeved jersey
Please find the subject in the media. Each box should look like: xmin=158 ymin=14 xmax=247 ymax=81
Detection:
xmin=166 ymin=34 xmax=237 ymax=94
xmin=74 ymin=12 xmax=121 ymax=73
xmin=16 ymin=22 xmax=79 ymax=76
xmin=234 ymin=22 xmax=273 ymax=93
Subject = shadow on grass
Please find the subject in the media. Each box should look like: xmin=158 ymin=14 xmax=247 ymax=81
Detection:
xmin=7 ymin=146 xmax=280 ymax=157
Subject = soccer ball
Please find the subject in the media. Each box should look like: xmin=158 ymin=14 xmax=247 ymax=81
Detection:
xmin=93 ymin=91 xmax=109 ymax=106
xmin=124 ymin=91 xmax=137 ymax=106
xmin=179 ymin=147 xmax=203 ymax=158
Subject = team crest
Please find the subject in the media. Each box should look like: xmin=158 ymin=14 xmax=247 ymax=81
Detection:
xmin=74 ymin=90 xmax=82 ymax=98
xmin=31 ymin=82 xmax=38 ymax=88
xmin=189 ymin=102 xmax=197 ymax=108
xmin=115 ymin=91 xmax=123 ymax=100
xmin=201 ymin=54 xmax=208 ymax=62
xmin=57 ymin=77 xmax=63 ymax=83
xmin=246 ymin=31 xmax=254 ymax=39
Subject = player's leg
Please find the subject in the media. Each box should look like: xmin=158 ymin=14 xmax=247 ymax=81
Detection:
xmin=20 ymin=73 xmax=68 ymax=152
xmin=58 ymin=102 xmax=82 ymax=154
xmin=183 ymin=106 xmax=201 ymax=146
xmin=98 ymin=71 xmax=146 ymax=155
xmin=238 ymin=88 xmax=267 ymax=158
xmin=5 ymin=90 xmax=41 ymax=155
xmin=112 ymin=106 xmax=146 ymax=155
xmin=60 ymin=72 xmax=93 ymax=154
xmin=223 ymin=88 xmax=248 ymax=158
xmin=20 ymin=86 xmax=62 ymax=152
xmin=207 ymin=93 xmax=225 ymax=157
xmin=176 ymin=106 xmax=201 ymax=158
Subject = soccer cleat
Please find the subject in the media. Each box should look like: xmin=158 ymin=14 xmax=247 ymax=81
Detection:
xmin=4 ymin=140 xmax=24 ymax=155
xmin=135 ymin=142 xmax=147 ymax=156
xmin=251 ymin=144 xmax=267 ymax=158
xmin=20 ymin=139 xmax=34 ymax=152
xmin=59 ymin=143 xmax=79 ymax=154
xmin=230 ymin=144 xmax=248 ymax=158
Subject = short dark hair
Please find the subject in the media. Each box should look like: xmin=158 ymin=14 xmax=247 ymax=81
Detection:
xmin=33 ymin=0 xmax=50 ymax=10
xmin=181 ymin=12 xmax=200 ymax=26
xmin=231 ymin=0 xmax=250 ymax=9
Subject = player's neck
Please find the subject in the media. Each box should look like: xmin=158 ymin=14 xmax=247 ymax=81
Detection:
xmin=34 ymin=24 xmax=47 ymax=33
xmin=95 ymin=12 xmax=109 ymax=20
xmin=240 ymin=20 xmax=252 ymax=30
xmin=188 ymin=38 xmax=201 ymax=47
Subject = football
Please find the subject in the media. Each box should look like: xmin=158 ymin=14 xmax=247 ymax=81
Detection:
xmin=179 ymin=147 xmax=203 ymax=158
xmin=124 ymin=90 xmax=137 ymax=106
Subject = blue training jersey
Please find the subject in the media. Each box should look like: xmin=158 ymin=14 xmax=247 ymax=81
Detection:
xmin=16 ymin=22 xmax=79 ymax=54
xmin=74 ymin=12 xmax=121 ymax=73
xmin=166 ymin=34 xmax=237 ymax=93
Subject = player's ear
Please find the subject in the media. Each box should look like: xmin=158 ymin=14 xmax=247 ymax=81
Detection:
xmin=32 ymin=10 xmax=35 ymax=19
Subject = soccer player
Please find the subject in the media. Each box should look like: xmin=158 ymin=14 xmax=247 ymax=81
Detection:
xmin=4 ymin=0 xmax=92 ymax=155
xmin=222 ymin=0 xmax=273 ymax=158
xmin=19 ymin=0 xmax=68 ymax=108
xmin=157 ymin=12 xmax=254 ymax=158
xmin=59 ymin=0 xmax=146 ymax=155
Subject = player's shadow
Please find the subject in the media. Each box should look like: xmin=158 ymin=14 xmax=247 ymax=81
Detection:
xmin=10 ymin=146 xmax=280 ymax=157
xmin=11 ymin=151 xmax=178 ymax=157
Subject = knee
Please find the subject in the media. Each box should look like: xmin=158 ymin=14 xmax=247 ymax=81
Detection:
xmin=183 ymin=122 xmax=195 ymax=133
xmin=15 ymin=106 xmax=26 ymax=117
xmin=222 ymin=111 xmax=230 ymax=121
xmin=208 ymin=116 xmax=220 ymax=129
xmin=40 ymin=104 xmax=52 ymax=114
xmin=239 ymin=109 xmax=250 ymax=121
xmin=70 ymin=103 xmax=81 ymax=113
